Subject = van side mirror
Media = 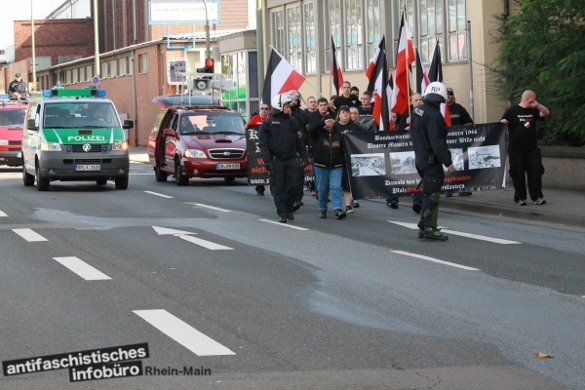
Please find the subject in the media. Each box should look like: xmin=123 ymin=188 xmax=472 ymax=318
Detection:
xmin=164 ymin=128 xmax=176 ymax=137
xmin=27 ymin=118 xmax=38 ymax=130
xmin=123 ymin=119 xmax=134 ymax=129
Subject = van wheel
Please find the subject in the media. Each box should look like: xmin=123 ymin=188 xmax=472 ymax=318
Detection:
xmin=224 ymin=177 xmax=236 ymax=182
xmin=23 ymin=165 xmax=35 ymax=186
xmin=36 ymin=164 xmax=49 ymax=191
xmin=96 ymin=178 xmax=108 ymax=185
xmin=175 ymin=159 xmax=189 ymax=186
xmin=115 ymin=177 xmax=129 ymax=190
xmin=155 ymin=165 xmax=168 ymax=182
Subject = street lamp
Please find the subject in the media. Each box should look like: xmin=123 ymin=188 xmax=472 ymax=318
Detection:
xmin=31 ymin=0 xmax=36 ymax=84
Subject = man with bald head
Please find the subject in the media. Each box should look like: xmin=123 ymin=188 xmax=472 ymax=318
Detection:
xmin=500 ymin=90 xmax=550 ymax=206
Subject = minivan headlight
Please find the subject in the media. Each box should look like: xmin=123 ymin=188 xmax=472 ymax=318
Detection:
xmin=0 ymin=139 xmax=8 ymax=145
xmin=184 ymin=149 xmax=206 ymax=158
xmin=41 ymin=142 xmax=61 ymax=151
xmin=112 ymin=141 xmax=128 ymax=150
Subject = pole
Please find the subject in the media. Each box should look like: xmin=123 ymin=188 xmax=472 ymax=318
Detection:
xmin=403 ymin=5 xmax=411 ymax=118
xmin=93 ymin=0 xmax=100 ymax=78
xmin=466 ymin=20 xmax=474 ymax=121
xmin=202 ymin=0 xmax=210 ymax=59
xmin=31 ymin=0 xmax=36 ymax=85
xmin=256 ymin=0 xmax=264 ymax=96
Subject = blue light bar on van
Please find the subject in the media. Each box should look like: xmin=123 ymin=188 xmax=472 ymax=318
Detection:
xmin=0 ymin=94 xmax=9 ymax=99
xmin=40 ymin=89 xmax=106 ymax=97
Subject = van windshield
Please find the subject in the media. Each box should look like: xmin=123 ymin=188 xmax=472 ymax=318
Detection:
xmin=0 ymin=108 xmax=26 ymax=126
xmin=180 ymin=112 xmax=245 ymax=135
xmin=43 ymin=102 xmax=121 ymax=128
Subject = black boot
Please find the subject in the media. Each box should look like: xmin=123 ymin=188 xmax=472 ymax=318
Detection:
xmin=286 ymin=212 xmax=295 ymax=220
xmin=319 ymin=210 xmax=327 ymax=219
xmin=278 ymin=215 xmax=287 ymax=223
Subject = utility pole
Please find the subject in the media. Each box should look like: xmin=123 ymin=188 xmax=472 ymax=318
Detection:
xmin=94 ymin=0 xmax=100 ymax=78
xmin=31 ymin=0 xmax=36 ymax=84
xmin=202 ymin=0 xmax=210 ymax=59
xmin=256 ymin=0 xmax=264 ymax=94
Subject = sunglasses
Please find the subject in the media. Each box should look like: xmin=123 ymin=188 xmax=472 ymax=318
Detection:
xmin=260 ymin=107 xmax=269 ymax=110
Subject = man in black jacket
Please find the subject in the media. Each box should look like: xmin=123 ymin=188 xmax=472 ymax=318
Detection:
xmin=410 ymin=82 xmax=455 ymax=241
xmin=333 ymin=81 xmax=361 ymax=110
xmin=258 ymin=93 xmax=307 ymax=223
xmin=8 ymin=73 xmax=27 ymax=100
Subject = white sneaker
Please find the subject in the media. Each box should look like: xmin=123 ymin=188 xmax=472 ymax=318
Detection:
xmin=534 ymin=198 xmax=546 ymax=205
xmin=346 ymin=206 xmax=354 ymax=214
xmin=517 ymin=199 xmax=527 ymax=206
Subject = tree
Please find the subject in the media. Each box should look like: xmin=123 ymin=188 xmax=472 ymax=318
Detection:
xmin=487 ymin=0 xmax=585 ymax=146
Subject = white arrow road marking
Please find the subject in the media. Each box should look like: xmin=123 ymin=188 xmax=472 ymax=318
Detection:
xmin=53 ymin=257 xmax=112 ymax=280
xmin=259 ymin=219 xmax=309 ymax=231
xmin=153 ymin=226 xmax=197 ymax=236
xmin=178 ymin=235 xmax=233 ymax=250
xmin=191 ymin=203 xmax=231 ymax=212
xmin=13 ymin=228 xmax=48 ymax=242
xmin=387 ymin=220 xmax=521 ymax=245
xmin=0 ymin=210 xmax=7 ymax=217
xmin=134 ymin=309 xmax=236 ymax=356
xmin=391 ymin=250 xmax=480 ymax=271
xmin=144 ymin=191 xmax=174 ymax=199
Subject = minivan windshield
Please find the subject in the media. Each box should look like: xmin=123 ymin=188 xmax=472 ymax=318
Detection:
xmin=0 ymin=108 xmax=26 ymax=126
xmin=179 ymin=112 xmax=245 ymax=135
xmin=43 ymin=102 xmax=121 ymax=128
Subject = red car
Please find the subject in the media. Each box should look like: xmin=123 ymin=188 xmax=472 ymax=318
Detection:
xmin=147 ymin=95 xmax=248 ymax=185
xmin=0 ymin=99 xmax=27 ymax=167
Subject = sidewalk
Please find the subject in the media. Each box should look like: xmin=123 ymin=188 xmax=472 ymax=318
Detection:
xmin=129 ymin=147 xmax=585 ymax=229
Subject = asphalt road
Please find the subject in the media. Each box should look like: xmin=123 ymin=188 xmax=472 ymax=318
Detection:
xmin=0 ymin=162 xmax=583 ymax=390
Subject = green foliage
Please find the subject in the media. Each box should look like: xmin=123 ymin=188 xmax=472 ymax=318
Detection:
xmin=487 ymin=0 xmax=585 ymax=146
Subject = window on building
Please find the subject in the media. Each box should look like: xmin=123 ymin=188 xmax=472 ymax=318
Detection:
xmin=57 ymin=54 xmax=81 ymax=64
xmin=303 ymin=2 xmax=316 ymax=74
xmin=127 ymin=56 xmax=133 ymax=75
xmin=139 ymin=54 xmax=148 ymax=73
xmin=109 ymin=60 xmax=117 ymax=77
xmin=72 ymin=68 xmax=78 ymax=84
xmin=118 ymin=58 xmax=126 ymax=76
xmin=419 ymin=0 xmax=444 ymax=63
xmin=287 ymin=5 xmax=302 ymax=72
xmin=448 ymin=0 xmax=467 ymax=61
xmin=86 ymin=65 xmax=93 ymax=81
xmin=344 ymin=0 xmax=363 ymax=70
xmin=270 ymin=9 xmax=285 ymax=54
xmin=101 ymin=62 xmax=108 ymax=78
xmin=65 ymin=70 xmax=71 ymax=84
xmin=365 ymin=0 xmax=381 ymax=61
xmin=79 ymin=67 xmax=85 ymax=83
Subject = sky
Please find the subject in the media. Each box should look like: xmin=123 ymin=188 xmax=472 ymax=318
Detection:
xmin=0 ymin=0 xmax=66 ymax=49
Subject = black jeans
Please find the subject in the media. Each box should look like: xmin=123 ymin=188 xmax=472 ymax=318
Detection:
xmin=271 ymin=157 xmax=301 ymax=216
xmin=508 ymin=147 xmax=545 ymax=202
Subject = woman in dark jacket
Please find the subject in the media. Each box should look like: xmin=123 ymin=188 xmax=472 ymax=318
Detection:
xmin=309 ymin=106 xmax=353 ymax=220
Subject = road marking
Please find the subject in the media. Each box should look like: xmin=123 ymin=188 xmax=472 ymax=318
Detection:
xmin=178 ymin=235 xmax=233 ymax=250
xmin=0 ymin=210 xmax=7 ymax=217
xmin=133 ymin=309 xmax=236 ymax=356
xmin=13 ymin=228 xmax=48 ymax=242
xmin=388 ymin=220 xmax=521 ymax=245
xmin=144 ymin=191 xmax=174 ymax=199
xmin=391 ymin=250 xmax=480 ymax=271
xmin=191 ymin=203 xmax=231 ymax=212
xmin=152 ymin=226 xmax=197 ymax=236
xmin=259 ymin=219 xmax=309 ymax=231
xmin=53 ymin=256 xmax=112 ymax=280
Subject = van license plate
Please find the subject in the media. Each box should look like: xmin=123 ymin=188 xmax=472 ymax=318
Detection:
xmin=75 ymin=164 xmax=101 ymax=171
xmin=216 ymin=163 xmax=240 ymax=170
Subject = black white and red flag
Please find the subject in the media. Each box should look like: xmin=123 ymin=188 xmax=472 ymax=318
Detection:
xmin=427 ymin=40 xmax=451 ymax=125
xmin=331 ymin=36 xmax=344 ymax=95
xmin=370 ymin=36 xmax=391 ymax=130
xmin=390 ymin=11 xmax=415 ymax=115
xmin=261 ymin=48 xmax=306 ymax=105
xmin=415 ymin=48 xmax=430 ymax=95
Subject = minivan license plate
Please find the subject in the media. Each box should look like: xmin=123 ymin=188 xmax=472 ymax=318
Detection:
xmin=216 ymin=163 xmax=240 ymax=170
xmin=75 ymin=164 xmax=101 ymax=171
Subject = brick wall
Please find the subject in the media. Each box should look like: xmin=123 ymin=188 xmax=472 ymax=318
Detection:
xmin=14 ymin=19 xmax=94 ymax=65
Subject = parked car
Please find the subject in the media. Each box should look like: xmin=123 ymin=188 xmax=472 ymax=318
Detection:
xmin=0 ymin=97 xmax=27 ymax=167
xmin=147 ymin=95 xmax=247 ymax=185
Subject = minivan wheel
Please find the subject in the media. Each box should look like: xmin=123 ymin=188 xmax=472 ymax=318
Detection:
xmin=175 ymin=159 xmax=189 ymax=186
xmin=115 ymin=176 xmax=129 ymax=190
xmin=36 ymin=164 xmax=49 ymax=191
xmin=155 ymin=165 xmax=168 ymax=182
xmin=23 ymin=165 xmax=35 ymax=186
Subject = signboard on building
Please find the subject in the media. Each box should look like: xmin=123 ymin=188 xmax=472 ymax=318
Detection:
xmin=167 ymin=58 xmax=189 ymax=85
xmin=149 ymin=0 xmax=220 ymax=24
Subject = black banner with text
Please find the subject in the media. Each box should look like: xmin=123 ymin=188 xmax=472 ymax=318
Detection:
xmin=344 ymin=123 xmax=507 ymax=199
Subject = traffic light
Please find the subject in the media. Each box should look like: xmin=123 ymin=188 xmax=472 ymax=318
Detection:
xmin=197 ymin=58 xmax=214 ymax=73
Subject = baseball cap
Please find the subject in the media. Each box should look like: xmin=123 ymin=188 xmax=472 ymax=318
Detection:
xmin=446 ymin=87 xmax=454 ymax=94
xmin=15 ymin=73 xmax=21 ymax=77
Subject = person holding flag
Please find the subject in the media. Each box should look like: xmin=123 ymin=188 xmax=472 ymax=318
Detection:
xmin=410 ymin=82 xmax=455 ymax=241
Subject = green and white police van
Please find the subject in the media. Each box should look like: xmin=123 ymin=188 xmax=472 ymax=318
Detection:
xmin=22 ymin=88 xmax=133 ymax=191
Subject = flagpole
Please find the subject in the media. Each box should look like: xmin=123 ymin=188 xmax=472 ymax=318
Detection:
xmin=329 ymin=35 xmax=334 ymax=97
xmin=403 ymin=4 xmax=412 ymax=119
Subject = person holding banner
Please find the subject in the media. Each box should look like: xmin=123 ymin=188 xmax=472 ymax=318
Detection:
xmin=258 ymin=93 xmax=308 ymax=223
xmin=245 ymin=103 xmax=271 ymax=196
xmin=411 ymin=82 xmax=455 ymax=241
xmin=500 ymin=90 xmax=550 ymax=206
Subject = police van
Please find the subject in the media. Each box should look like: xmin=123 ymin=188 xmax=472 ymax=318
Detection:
xmin=22 ymin=88 xmax=133 ymax=190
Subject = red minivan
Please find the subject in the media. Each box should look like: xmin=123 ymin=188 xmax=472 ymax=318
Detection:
xmin=147 ymin=95 xmax=248 ymax=185
xmin=0 ymin=99 xmax=27 ymax=167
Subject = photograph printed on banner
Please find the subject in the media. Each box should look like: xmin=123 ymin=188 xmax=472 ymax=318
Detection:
xmin=468 ymin=145 xmax=501 ymax=170
xmin=444 ymin=148 xmax=465 ymax=171
xmin=350 ymin=153 xmax=386 ymax=177
xmin=389 ymin=151 xmax=417 ymax=175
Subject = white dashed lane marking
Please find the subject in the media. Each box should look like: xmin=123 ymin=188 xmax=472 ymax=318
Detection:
xmin=134 ymin=309 xmax=236 ymax=356
xmin=0 ymin=210 xmax=7 ymax=217
xmin=391 ymin=250 xmax=480 ymax=271
xmin=53 ymin=256 xmax=112 ymax=280
xmin=144 ymin=191 xmax=174 ymax=199
xmin=12 ymin=228 xmax=48 ymax=242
